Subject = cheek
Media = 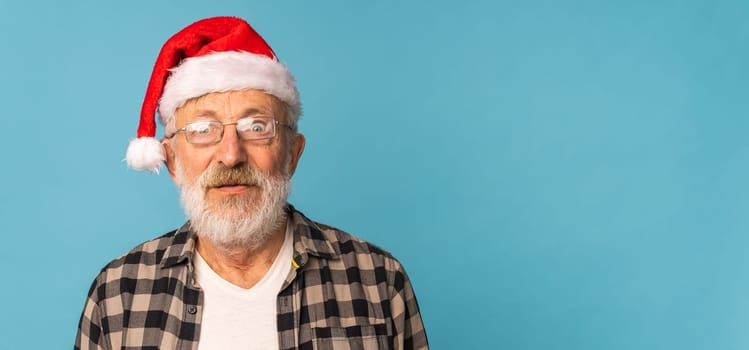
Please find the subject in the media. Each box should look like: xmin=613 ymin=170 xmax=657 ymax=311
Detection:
xmin=175 ymin=146 xmax=213 ymax=182
xmin=251 ymin=153 xmax=282 ymax=173
xmin=246 ymin=146 xmax=289 ymax=174
xmin=174 ymin=162 xmax=200 ymax=187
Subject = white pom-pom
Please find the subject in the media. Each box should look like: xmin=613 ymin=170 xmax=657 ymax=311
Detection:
xmin=125 ymin=137 xmax=166 ymax=173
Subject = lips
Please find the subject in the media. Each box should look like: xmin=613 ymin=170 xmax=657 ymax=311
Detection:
xmin=209 ymin=183 xmax=257 ymax=194
xmin=209 ymin=180 xmax=257 ymax=188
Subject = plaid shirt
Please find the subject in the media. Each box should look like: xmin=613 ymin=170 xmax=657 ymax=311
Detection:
xmin=75 ymin=206 xmax=428 ymax=349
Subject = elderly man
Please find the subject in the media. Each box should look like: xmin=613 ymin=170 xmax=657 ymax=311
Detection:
xmin=75 ymin=17 xmax=428 ymax=350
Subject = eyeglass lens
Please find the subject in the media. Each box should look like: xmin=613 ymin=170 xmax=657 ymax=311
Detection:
xmin=183 ymin=117 xmax=276 ymax=144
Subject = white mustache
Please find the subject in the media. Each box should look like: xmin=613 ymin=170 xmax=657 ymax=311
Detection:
xmin=199 ymin=166 xmax=264 ymax=189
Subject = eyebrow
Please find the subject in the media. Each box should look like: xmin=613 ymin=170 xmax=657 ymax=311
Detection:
xmin=191 ymin=108 xmax=271 ymax=119
xmin=239 ymin=108 xmax=272 ymax=117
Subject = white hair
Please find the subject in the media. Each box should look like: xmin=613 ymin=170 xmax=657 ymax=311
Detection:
xmin=175 ymin=159 xmax=291 ymax=252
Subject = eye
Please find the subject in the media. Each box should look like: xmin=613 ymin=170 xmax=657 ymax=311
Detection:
xmin=187 ymin=122 xmax=214 ymax=134
xmin=237 ymin=118 xmax=272 ymax=134
xmin=250 ymin=123 xmax=267 ymax=132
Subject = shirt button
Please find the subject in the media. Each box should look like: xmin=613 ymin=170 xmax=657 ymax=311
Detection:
xmin=187 ymin=306 xmax=197 ymax=314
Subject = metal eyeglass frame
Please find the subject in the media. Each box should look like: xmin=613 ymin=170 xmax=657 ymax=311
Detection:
xmin=166 ymin=117 xmax=295 ymax=145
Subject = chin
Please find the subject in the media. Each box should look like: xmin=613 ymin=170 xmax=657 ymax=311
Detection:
xmin=194 ymin=207 xmax=286 ymax=251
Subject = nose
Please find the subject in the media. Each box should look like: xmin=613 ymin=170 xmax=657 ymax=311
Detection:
xmin=215 ymin=125 xmax=247 ymax=167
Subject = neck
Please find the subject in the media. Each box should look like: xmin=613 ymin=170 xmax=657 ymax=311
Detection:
xmin=195 ymin=223 xmax=287 ymax=289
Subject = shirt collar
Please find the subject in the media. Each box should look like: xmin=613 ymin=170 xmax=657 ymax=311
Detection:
xmin=160 ymin=222 xmax=196 ymax=269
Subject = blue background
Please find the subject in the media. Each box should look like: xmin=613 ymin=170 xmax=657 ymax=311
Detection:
xmin=0 ymin=0 xmax=747 ymax=349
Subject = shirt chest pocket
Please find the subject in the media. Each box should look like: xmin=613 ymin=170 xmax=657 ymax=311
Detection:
xmin=311 ymin=323 xmax=390 ymax=350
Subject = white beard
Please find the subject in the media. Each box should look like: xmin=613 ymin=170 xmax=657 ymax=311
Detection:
xmin=176 ymin=160 xmax=291 ymax=252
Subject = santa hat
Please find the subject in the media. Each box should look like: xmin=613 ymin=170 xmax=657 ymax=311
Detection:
xmin=125 ymin=16 xmax=300 ymax=172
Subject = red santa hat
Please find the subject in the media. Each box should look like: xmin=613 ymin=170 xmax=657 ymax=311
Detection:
xmin=125 ymin=16 xmax=300 ymax=172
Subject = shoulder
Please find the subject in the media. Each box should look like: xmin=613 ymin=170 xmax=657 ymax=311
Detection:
xmin=101 ymin=229 xmax=181 ymax=271
xmin=320 ymin=219 xmax=391 ymax=253
xmin=86 ymin=228 xmax=189 ymax=301
xmin=291 ymin=208 xmax=392 ymax=256
xmin=290 ymin=208 xmax=408 ymax=279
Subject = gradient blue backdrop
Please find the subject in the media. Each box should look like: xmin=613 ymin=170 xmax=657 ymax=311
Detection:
xmin=0 ymin=0 xmax=747 ymax=349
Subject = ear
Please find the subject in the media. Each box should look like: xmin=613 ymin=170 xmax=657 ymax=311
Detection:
xmin=287 ymin=133 xmax=306 ymax=176
xmin=162 ymin=139 xmax=179 ymax=184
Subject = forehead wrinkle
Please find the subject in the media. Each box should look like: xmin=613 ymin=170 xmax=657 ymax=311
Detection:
xmin=177 ymin=90 xmax=289 ymax=127
xmin=191 ymin=110 xmax=218 ymax=119
xmin=229 ymin=93 xmax=282 ymax=120
xmin=175 ymin=98 xmax=219 ymax=127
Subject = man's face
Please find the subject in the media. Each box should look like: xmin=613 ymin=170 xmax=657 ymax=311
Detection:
xmin=164 ymin=90 xmax=305 ymax=248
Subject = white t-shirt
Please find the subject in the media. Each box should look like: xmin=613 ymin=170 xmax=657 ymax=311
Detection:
xmin=193 ymin=224 xmax=294 ymax=350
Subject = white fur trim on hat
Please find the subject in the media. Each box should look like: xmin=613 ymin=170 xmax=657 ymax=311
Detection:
xmin=158 ymin=51 xmax=300 ymax=126
xmin=126 ymin=137 xmax=166 ymax=173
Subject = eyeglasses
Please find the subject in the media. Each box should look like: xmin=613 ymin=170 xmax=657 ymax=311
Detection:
xmin=167 ymin=116 xmax=294 ymax=145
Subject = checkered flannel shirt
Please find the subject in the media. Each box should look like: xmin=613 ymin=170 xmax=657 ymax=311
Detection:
xmin=75 ymin=205 xmax=428 ymax=349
